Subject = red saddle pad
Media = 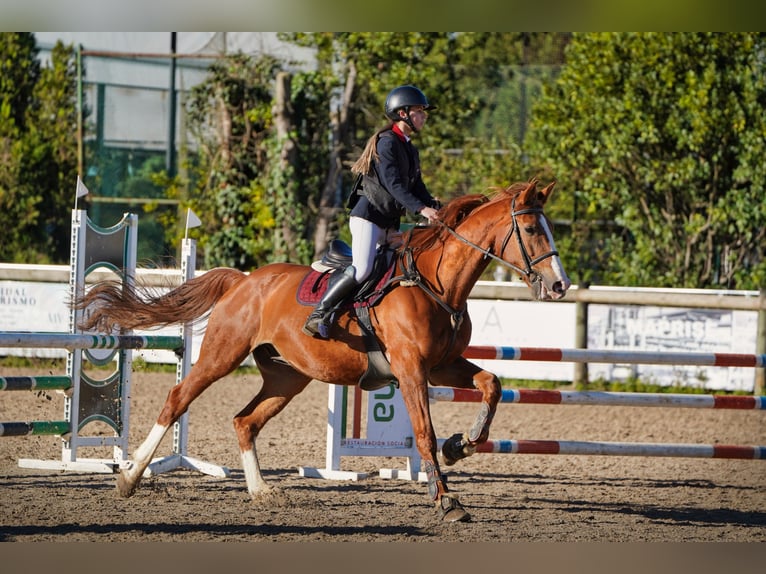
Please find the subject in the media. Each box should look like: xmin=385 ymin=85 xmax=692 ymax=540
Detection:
xmin=297 ymin=270 xmax=332 ymax=305
xmin=296 ymin=264 xmax=396 ymax=307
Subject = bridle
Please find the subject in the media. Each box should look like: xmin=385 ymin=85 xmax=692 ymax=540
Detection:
xmin=385 ymin=196 xmax=559 ymax=368
xmin=437 ymin=197 xmax=559 ymax=284
xmin=387 ymin=196 xmax=560 ymax=368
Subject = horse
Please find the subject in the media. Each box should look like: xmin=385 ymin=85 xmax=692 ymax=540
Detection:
xmin=75 ymin=178 xmax=570 ymax=523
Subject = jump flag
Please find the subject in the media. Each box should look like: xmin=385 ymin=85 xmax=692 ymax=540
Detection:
xmin=76 ymin=176 xmax=90 ymax=198
xmin=74 ymin=175 xmax=90 ymax=209
xmin=185 ymin=208 xmax=202 ymax=238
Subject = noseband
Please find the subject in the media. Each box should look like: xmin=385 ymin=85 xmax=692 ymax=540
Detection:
xmin=438 ymin=198 xmax=559 ymax=282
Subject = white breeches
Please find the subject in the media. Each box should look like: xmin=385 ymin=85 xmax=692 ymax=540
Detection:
xmin=349 ymin=216 xmax=391 ymax=283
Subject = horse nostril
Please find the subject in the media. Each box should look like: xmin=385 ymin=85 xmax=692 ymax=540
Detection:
xmin=553 ymin=281 xmax=566 ymax=295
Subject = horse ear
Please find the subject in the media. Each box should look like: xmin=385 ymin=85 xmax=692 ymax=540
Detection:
xmin=519 ymin=179 xmax=538 ymax=204
xmin=539 ymin=181 xmax=556 ymax=203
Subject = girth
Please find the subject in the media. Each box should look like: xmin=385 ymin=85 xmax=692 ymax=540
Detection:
xmin=302 ymin=241 xmax=400 ymax=391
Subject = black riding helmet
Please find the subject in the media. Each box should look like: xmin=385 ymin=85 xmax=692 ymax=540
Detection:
xmin=384 ymin=85 xmax=436 ymax=130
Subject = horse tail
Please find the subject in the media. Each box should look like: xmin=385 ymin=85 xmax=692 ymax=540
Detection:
xmin=74 ymin=267 xmax=247 ymax=333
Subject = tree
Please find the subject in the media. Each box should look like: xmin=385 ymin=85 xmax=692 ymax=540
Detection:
xmin=281 ymin=32 xmax=570 ymax=258
xmin=26 ymin=41 xmax=80 ymax=262
xmin=1 ymin=33 xmax=572 ymax=270
xmin=184 ymin=52 xmax=294 ymax=269
xmin=0 ymin=33 xmax=42 ymax=263
xmin=528 ymin=32 xmax=766 ymax=289
xmin=0 ymin=33 xmax=78 ymax=264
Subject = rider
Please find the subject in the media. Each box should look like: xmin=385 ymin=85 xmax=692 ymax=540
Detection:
xmin=303 ymin=85 xmax=442 ymax=338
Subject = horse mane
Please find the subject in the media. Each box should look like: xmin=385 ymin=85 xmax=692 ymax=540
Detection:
xmin=405 ymin=181 xmax=530 ymax=252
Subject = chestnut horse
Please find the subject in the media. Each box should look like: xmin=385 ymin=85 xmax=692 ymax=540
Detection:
xmin=76 ymin=179 xmax=570 ymax=522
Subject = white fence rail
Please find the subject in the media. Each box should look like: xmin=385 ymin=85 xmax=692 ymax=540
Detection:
xmin=2 ymin=264 xmax=764 ymax=392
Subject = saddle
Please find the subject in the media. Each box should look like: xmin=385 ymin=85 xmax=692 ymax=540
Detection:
xmin=297 ymin=240 xmax=395 ymax=307
xmin=297 ymin=240 xmax=399 ymax=391
xmin=310 ymin=239 xmax=353 ymax=273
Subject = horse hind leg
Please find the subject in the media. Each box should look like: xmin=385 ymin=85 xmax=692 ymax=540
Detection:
xmin=235 ymin=348 xmax=311 ymax=500
xmin=118 ymin=422 xmax=169 ymax=497
xmin=235 ymin=381 xmax=311 ymax=500
xmin=118 ymin=331 xmax=255 ymax=497
xmin=117 ymin=369 xmax=234 ymax=497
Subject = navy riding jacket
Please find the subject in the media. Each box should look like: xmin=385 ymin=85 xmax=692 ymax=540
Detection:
xmin=348 ymin=126 xmax=440 ymax=230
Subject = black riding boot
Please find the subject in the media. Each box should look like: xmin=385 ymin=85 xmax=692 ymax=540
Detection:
xmin=302 ymin=266 xmax=358 ymax=338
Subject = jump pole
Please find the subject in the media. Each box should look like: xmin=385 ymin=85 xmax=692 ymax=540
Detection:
xmin=428 ymin=388 xmax=766 ymax=410
xmin=1 ymin=376 xmax=69 ymax=440
xmin=463 ymin=345 xmax=766 ymax=368
xmin=1 ymin=376 xmax=72 ymax=391
xmin=0 ymin=421 xmax=71 ymax=437
xmin=0 ymin=333 xmax=183 ymax=352
xmin=456 ymin=439 xmax=765 ymax=460
xmin=300 ymin=346 xmax=765 ymax=481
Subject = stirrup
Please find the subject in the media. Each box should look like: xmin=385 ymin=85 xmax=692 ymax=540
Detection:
xmin=302 ymin=312 xmax=324 ymax=337
xmin=302 ymin=310 xmax=331 ymax=338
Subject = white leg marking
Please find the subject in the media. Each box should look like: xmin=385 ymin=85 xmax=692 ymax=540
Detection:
xmin=132 ymin=423 xmax=168 ymax=468
xmin=241 ymin=447 xmax=271 ymax=496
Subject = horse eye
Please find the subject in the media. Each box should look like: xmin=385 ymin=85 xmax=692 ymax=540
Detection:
xmin=524 ymin=225 xmax=536 ymax=235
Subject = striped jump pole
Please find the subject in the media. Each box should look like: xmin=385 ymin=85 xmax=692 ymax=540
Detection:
xmin=453 ymin=439 xmax=766 ymax=460
xmin=463 ymin=345 xmax=766 ymax=368
xmin=1 ymin=375 xmax=72 ymax=392
xmin=0 ymin=332 xmax=183 ymax=352
xmin=303 ymin=345 xmax=766 ymax=482
xmin=0 ymin=421 xmax=70 ymax=437
xmin=428 ymin=388 xmax=766 ymax=410
xmin=0 ymin=377 xmax=74 ymax=437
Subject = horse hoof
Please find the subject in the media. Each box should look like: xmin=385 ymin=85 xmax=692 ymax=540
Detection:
xmin=438 ymin=494 xmax=471 ymax=523
xmin=250 ymin=488 xmax=291 ymax=507
xmin=116 ymin=473 xmax=137 ymax=498
xmin=441 ymin=432 xmax=470 ymax=466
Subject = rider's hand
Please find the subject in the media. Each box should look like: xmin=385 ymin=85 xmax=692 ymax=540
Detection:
xmin=420 ymin=206 xmax=440 ymax=223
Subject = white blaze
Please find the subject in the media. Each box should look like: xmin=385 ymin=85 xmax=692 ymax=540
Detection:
xmin=540 ymin=218 xmax=570 ymax=287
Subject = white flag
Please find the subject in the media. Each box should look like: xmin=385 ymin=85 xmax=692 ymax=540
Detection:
xmin=186 ymin=208 xmax=202 ymax=229
xmin=76 ymin=175 xmax=90 ymax=198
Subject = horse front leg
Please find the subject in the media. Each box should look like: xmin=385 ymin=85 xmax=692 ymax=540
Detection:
xmin=397 ymin=372 xmax=471 ymax=523
xmin=429 ymin=358 xmax=501 ymax=466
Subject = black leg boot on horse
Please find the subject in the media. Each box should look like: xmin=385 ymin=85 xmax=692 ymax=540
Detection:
xmin=302 ymin=266 xmax=358 ymax=339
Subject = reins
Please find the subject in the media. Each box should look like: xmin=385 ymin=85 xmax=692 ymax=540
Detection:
xmin=439 ymin=197 xmax=560 ymax=282
xmin=388 ymin=196 xmax=560 ymax=366
xmin=400 ymin=248 xmax=465 ymax=329
xmin=371 ymin=233 xmax=467 ymax=329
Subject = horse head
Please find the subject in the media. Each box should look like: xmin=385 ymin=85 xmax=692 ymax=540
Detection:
xmin=496 ymin=179 xmax=571 ymax=301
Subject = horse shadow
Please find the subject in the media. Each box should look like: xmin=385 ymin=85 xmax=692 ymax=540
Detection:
xmin=442 ymin=469 xmax=766 ymax=529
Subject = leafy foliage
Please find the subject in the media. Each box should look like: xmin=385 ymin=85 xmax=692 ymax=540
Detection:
xmin=528 ymin=32 xmax=766 ymax=289
xmin=1 ymin=34 xmax=78 ymax=263
xmin=176 ymin=33 xmax=570 ymax=268
xmin=280 ymin=33 xmax=570 ymax=242
xmin=183 ymin=53 xmax=283 ymax=268
xmin=12 ymin=32 xmax=764 ymax=293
